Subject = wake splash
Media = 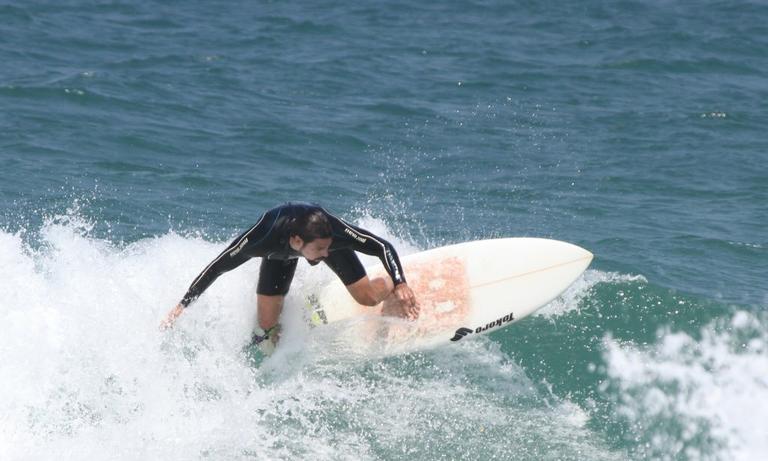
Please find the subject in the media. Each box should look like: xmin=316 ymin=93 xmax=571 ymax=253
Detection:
xmin=601 ymin=311 xmax=768 ymax=461
xmin=0 ymin=215 xmax=260 ymax=459
xmin=0 ymin=213 xmax=617 ymax=461
xmin=537 ymin=269 xmax=647 ymax=318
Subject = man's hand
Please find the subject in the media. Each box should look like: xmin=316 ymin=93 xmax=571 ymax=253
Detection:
xmin=160 ymin=304 xmax=184 ymax=330
xmin=394 ymin=283 xmax=419 ymax=320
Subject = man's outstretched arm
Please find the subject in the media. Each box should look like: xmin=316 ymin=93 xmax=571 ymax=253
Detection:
xmin=160 ymin=211 xmax=276 ymax=329
xmin=160 ymin=242 xmax=252 ymax=329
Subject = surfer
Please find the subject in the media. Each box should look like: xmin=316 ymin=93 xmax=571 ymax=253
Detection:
xmin=160 ymin=202 xmax=419 ymax=347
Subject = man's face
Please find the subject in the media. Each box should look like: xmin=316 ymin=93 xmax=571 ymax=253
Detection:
xmin=292 ymin=236 xmax=332 ymax=265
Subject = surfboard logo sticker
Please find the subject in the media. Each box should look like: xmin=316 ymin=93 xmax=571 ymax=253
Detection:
xmin=474 ymin=312 xmax=516 ymax=334
xmin=450 ymin=327 xmax=473 ymax=342
xmin=451 ymin=312 xmax=516 ymax=342
xmin=306 ymin=294 xmax=328 ymax=326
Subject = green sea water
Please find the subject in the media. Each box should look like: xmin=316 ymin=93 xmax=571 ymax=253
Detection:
xmin=1 ymin=1 xmax=766 ymax=460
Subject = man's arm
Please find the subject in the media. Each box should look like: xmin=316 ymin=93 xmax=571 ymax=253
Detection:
xmin=179 ymin=241 xmax=252 ymax=307
xmin=160 ymin=238 xmax=252 ymax=330
xmin=329 ymin=216 xmax=406 ymax=285
xmin=161 ymin=211 xmax=276 ymax=329
xmin=323 ymin=209 xmax=417 ymax=312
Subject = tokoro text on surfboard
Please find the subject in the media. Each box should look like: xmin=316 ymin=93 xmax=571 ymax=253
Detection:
xmin=450 ymin=311 xmax=515 ymax=342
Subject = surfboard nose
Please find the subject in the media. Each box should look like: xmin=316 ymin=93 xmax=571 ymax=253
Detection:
xmin=569 ymin=241 xmax=594 ymax=268
xmin=554 ymin=240 xmax=593 ymax=275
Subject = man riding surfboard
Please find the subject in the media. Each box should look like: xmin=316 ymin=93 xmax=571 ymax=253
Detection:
xmin=161 ymin=202 xmax=418 ymax=350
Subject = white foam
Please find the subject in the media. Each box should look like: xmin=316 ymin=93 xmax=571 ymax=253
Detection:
xmin=601 ymin=311 xmax=768 ymax=461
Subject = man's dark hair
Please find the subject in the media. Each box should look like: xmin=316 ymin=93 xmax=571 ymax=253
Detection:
xmin=290 ymin=210 xmax=332 ymax=242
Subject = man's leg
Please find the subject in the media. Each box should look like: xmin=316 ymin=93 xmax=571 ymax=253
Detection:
xmin=345 ymin=275 xmax=393 ymax=306
xmin=257 ymin=294 xmax=284 ymax=330
xmin=256 ymin=258 xmax=298 ymax=321
xmin=252 ymin=258 xmax=297 ymax=353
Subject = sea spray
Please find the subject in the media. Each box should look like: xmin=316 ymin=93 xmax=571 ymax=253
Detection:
xmin=601 ymin=311 xmax=768 ymax=461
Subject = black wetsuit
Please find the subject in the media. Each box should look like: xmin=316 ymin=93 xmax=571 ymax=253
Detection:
xmin=179 ymin=202 xmax=407 ymax=307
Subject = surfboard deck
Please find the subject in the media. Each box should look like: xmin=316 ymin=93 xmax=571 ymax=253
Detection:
xmin=305 ymin=238 xmax=593 ymax=355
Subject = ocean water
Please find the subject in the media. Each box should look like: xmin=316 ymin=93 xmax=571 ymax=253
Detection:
xmin=1 ymin=1 xmax=766 ymax=460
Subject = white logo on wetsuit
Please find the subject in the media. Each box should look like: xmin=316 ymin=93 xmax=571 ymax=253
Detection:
xmin=344 ymin=228 xmax=367 ymax=244
xmin=229 ymin=238 xmax=248 ymax=257
xmin=387 ymin=249 xmax=401 ymax=280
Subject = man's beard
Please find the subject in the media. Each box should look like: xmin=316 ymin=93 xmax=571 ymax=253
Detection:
xmin=307 ymin=257 xmax=325 ymax=266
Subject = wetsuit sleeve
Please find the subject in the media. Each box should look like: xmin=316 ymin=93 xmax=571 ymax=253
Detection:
xmin=324 ymin=211 xmax=407 ymax=286
xmin=179 ymin=213 xmax=273 ymax=307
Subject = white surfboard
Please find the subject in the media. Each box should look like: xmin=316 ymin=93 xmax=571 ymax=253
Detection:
xmin=305 ymin=238 xmax=593 ymax=355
